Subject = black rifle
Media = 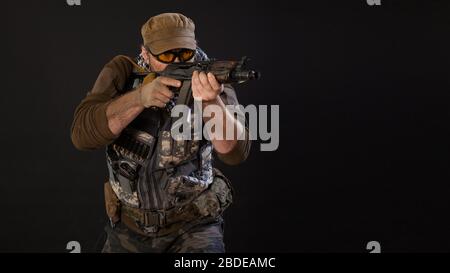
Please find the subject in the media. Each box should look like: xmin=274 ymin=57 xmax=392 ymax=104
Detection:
xmin=135 ymin=56 xmax=260 ymax=107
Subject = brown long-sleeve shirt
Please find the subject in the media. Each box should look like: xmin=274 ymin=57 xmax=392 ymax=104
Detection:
xmin=71 ymin=55 xmax=250 ymax=165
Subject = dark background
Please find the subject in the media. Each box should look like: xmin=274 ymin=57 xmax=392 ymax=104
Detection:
xmin=1 ymin=0 xmax=449 ymax=252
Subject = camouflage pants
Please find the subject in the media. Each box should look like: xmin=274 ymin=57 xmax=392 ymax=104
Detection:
xmin=101 ymin=217 xmax=225 ymax=253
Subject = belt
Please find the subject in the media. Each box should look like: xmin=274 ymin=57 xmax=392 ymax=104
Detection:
xmin=120 ymin=203 xmax=201 ymax=236
xmin=118 ymin=186 xmax=222 ymax=237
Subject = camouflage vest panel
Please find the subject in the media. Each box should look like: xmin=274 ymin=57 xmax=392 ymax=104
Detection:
xmin=105 ymin=72 xmax=214 ymax=211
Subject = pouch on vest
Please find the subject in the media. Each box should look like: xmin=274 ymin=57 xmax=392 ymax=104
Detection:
xmin=191 ymin=168 xmax=234 ymax=218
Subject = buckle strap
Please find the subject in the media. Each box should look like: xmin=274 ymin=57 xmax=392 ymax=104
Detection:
xmin=122 ymin=205 xmax=166 ymax=227
xmin=143 ymin=210 xmax=166 ymax=227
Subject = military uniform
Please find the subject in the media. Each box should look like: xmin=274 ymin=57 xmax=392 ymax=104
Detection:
xmin=71 ymin=48 xmax=250 ymax=252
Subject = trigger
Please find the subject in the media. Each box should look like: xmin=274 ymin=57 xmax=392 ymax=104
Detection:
xmin=169 ymin=86 xmax=180 ymax=92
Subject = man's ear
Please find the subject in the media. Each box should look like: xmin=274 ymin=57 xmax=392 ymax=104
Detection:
xmin=140 ymin=45 xmax=150 ymax=63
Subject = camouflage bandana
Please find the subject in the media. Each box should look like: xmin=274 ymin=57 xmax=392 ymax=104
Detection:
xmin=137 ymin=54 xmax=150 ymax=70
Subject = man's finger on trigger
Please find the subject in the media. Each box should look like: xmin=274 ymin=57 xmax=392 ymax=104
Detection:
xmin=207 ymin=72 xmax=221 ymax=91
xmin=159 ymin=76 xmax=181 ymax=88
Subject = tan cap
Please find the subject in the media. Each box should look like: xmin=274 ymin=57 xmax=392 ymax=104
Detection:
xmin=141 ymin=13 xmax=196 ymax=55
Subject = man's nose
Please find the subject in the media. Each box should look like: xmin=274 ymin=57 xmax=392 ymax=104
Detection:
xmin=173 ymin=57 xmax=180 ymax=63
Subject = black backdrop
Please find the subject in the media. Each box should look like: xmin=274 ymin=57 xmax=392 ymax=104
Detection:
xmin=1 ymin=0 xmax=449 ymax=252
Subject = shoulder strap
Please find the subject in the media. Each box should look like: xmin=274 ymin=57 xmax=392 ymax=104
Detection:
xmin=117 ymin=55 xmax=149 ymax=72
xmin=118 ymin=55 xmax=156 ymax=86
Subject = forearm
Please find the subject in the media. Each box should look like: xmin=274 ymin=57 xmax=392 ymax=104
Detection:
xmin=203 ymin=96 xmax=245 ymax=154
xmin=106 ymin=88 xmax=145 ymax=136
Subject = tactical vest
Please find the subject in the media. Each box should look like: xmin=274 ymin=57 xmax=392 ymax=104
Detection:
xmin=105 ymin=51 xmax=231 ymax=223
xmin=106 ymin=81 xmax=213 ymax=212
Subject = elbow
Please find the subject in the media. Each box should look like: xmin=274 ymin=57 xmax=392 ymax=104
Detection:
xmin=216 ymin=138 xmax=251 ymax=166
xmin=71 ymin=125 xmax=96 ymax=151
xmin=70 ymin=115 xmax=103 ymax=151
xmin=214 ymin=140 xmax=238 ymax=155
xmin=70 ymin=102 xmax=117 ymax=151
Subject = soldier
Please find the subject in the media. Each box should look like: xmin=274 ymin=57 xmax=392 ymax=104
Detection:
xmin=70 ymin=13 xmax=250 ymax=253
